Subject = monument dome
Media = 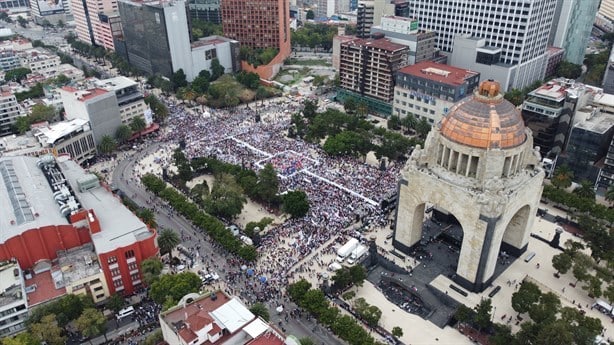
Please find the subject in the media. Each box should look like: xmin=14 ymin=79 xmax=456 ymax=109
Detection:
xmin=439 ymin=80 xmax=526 ymax=149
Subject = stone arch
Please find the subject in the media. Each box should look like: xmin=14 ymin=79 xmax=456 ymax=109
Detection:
xmin=501 ymin=204 xmax=531 ymax=255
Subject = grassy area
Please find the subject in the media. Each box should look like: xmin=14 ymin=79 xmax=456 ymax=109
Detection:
xmin=275 ymin=67 xmax=313 ymax=86
xmin=285 ymin=58 xmax=331 ymax=67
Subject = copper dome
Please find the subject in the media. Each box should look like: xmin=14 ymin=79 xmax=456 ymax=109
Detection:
xmin=439 ymin=80 xmax=526 ymax=149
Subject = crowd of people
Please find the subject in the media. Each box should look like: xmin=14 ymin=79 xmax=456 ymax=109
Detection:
xmin=158 ymin=96 xmax=402 ymax=301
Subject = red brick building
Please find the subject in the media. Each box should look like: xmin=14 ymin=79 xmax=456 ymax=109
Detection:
xmin=220 ymin=0 xmax=291 ymax=79
xmin=0 ymin=155 xmax=158 ymax=298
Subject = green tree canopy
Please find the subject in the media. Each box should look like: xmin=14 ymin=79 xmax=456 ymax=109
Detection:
xmin=157 ymin=228 xmax=180 ymax=257
xmin=255 ymin=163 xmax=279 ymax=203
xmin=75 ymin=308 xmax=107 ymax=344
xmin=149 ymin=272 xmax=202 ymax=306
xmin=210 ymin=58 xmax=225 ymax=81
xmin=282 ymin=190 xmax=310 ymax=218
xmin=473 ymin=298 xmax=492 ymax=332
xmin=141 ymin=257 xmax=164 ymax=285
xmin=511 ymin=281 xmax=542 ymax=314
xmin=392 ymin=326 xmax=403 ymax=339
xmin=551 ymin=165 xmax=573 ymax=189
xmin=556 ymin=61 xmax=582 ymax=79
xmin=129 ymin=116 xmax=147 ymax=134
xmin=115 ymin=124 xmax=132 ymax=144
xmin=551 ymin=252 xmax=573 ymax=275
xmin=106 ymin=293 xmax=125 ymax=313
xmin=573 ymin=179 xmax=596 ymax=200
xmin=98 ymin=135 xmax=117 ymax=154
xmin=249 ymin=303 xmax=270 ymax=321
xmin=4 ymin=67 xmax=31 ymax=83
xmin=204 ymin=173 xmax=247 ymax=220
xmin=30 ymin=314 xmax=65 ymax=345
xmin=30 ymin=104 xmax=56 ymax=123
xmin=171 ymin=69 xmax=188 ymax=90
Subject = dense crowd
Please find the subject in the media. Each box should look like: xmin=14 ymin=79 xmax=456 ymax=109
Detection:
xmin=153 ymin=97 xmax=400 ymax=307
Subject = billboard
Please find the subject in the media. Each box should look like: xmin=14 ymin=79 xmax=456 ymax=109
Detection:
xmin=38 ymin=0 xmax=64 ymax=16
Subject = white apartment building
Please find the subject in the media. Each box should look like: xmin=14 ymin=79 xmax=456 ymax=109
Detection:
xmin=0 ymin=88 xmax=23 ymax=137
xmin=0 ymin=261 xmax=28 ymax=338
xmin=31 ymin=118 xmax=97 ymax=163
xmin=19 ymin=50 xmax=61 ymax=76
xmin=93 ymin=76 xmax=147 ymax=125
xmin=410 ymin=0 xmax=558 ymax=91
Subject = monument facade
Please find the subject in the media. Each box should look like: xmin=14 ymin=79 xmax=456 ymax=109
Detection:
xmin=393 ymin=80 xmax=545 ymax=292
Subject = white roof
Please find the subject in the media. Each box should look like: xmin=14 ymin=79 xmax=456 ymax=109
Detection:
xmin=593 ymin=93 xmax=614 ymax=107
xmin=94 ymin=76 xmax=137 ymax=91
xmin=210 ymin=297 xmax=254 ymax=333
xmin=242 ymin=318 xmax=269 ymax=338
xmin=58 ymin=156 xmax=152 ymax=253
xmin=33 ymin=118 xmax=90 ymax=145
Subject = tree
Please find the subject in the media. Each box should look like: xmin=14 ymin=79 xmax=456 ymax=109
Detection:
xmin=204 ymin=173 xmax=247 ymax=220
xmin=157 ymin=228 xmax=180 ymax=257
xmin=13 ymin=116 xmax=30 ymax=134
xmin=583 ymin=275 xmax=603 ymax=298
xmin=106 ymin=293 xmax=125 ymax=314
xmin=129 ymin=116 xmax=147 ymax=134
xmin=30 ymin=104 xmax=56 ymax=123
xmin=306 ymin=9 xmax=315 ymax=20
xmin=171 ymin=69 xmax=188 ymax=90
xmin=605 ymin=185 xmax=614 ymax=204
xmin=41 ymin=19 xmax=51 ymax=28
xmin=16 ymin=16 xmax=27 ymax=28
xmin=551 ymin=165 xmax=573 ymax=189
xmin=572 ymin=253 xmax=592 ymax=285
xmin=115 ymin=124 xmax=132 ymax=144
xmin=192 ymin=75 xmax=210 ymax=94
xmin=141 ymin=257 xmax=163 ymax=285
xmin=504 ymin=88 xmax=525 ymax=106
xmin=56 ymin=19 xmax=65 ymax=28
xmin=528 ymin=292 xmax=560 ymax=324
xmin=392 ymin=326 xmax=403 ymax=339
xmin=142 ymin=330 xmax=163 ymax=345
xmin=556 ymin=61 xmax=582 ymax=79
xmin=75 ymin=308 xmax=107 ymax=344
xmin=282 ymin=190 xmax=310 ymax=218
xmin=210 ymin=58 xmax=225 ymax=81
xmin=255 ymin=86 xmax=268 ymax=104
xmin=490 ymin=324 xmax=515 ymax=345
xmin=551 ymin=252 xmax=573 ymax=275
xmin=344 ymin=98 xmax=357 ymax=114
xmin=474 ymin=298 xmax=492 ymax=332
xmin=98 ymin=135 xmax=117 ymax=154
xmin=534 ymin=320 xmax=574 ymax=345
xmin=137 ymin=208 xmax=157 ymax=228
xmin=149 ymin=272 xmax=202 ymax=306
xmin=288 ymin=279 xmax=312 ymax=303
xmin=511 ymin=281 xmax=542 ymax=314
xmin=454 ymin=304 xmax=473 ymax=328
xmin=255 ymin=163 xmax=279 ymax=204
xmin=331 ymin=267 xmax=352 ymax=290
xmin=302 ymin=99 xmax=318 ymax=119
xmin=415 ymin=117 xmax=431 ymax=137
xmin=387 ymin=114 xmax=401 ymax=130
xmin=349 ymin=265 xmax=367 ymax=286
xmin=4 ymin=67 xmax=31 ymax=83
xmin=573 ymin=179 xmax=595 ymax=200
xmin=401 ymin=113 xmax=417 ymax=131
xmin=1 ymin=333 xmax=39 ymax=345
xmin=30 ymin=314 xmax=66 ymax=345
xmin=299 ymin=338 xmax=315 ymax=345
xmin=249 ymin=303 xmax=270 ymax=321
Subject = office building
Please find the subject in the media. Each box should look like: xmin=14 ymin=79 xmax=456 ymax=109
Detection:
xmin=221 ymin=0 xmax=291 ymax=79
xmin=545 ymin=47 xmax=565 ymax=78
xmin=393 ymin=61 xmax=479 ymax=124
xmin=0 ymin=261 xmax=27 ymax=338
xmin=549 ymin=0 xmax=600 ymax=65
xmin=559 ymin=106 xmax=614 ymax=187
xmin=521 ymin=79 xmax=596 ymax=159
xmin=118 ymin=0 xmax=237 ymax=81
xmin=0 ymin=0 xmax=29 ymax=13
xmin=0 ymin=154 xmax=159 ymax=296
xmin=93 ymin=76 xmax=149 ymax=125
xmin=30 ymin=118 xmax=97 ymax=164
xmin=338 ymin=36 xmax=408 ymax=114
xmin=599 ymin=0 xmax=614 ymax=26
xmin=0 ymin=88 xmax=23 ymax=137
xmin=371 ymin=16 xmax=439 ymax=65
xmin=71 ymin=0 xmax=120 ymax=51
xmin=29 ymin=0 xmax=70 ymax=25
xmin=188 ymin=0 xmax=221 ymax=23
xmin=598 ymin=134 xmax=614 ymax=192
xmin=603 ymin=46 xmax=614 ymax=95
xmin=60 ymin=86 xmax=122 ymax=145
xmin=160 ymin=291 xmax=287 ymax=345
xmin=411 ymin=0 xmax=557 ymax=91
xmin=356 ymin=2 xmax=374 ymax=38
xmin=19 ymin=49 xmax=61 ymax=77
xmin=0 ymin=50 xmax=20 ymax=72
xmin=315 ymin=0 xmax=335 ymax=18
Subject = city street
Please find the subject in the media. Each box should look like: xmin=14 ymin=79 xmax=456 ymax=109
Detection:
xmin=109 ymin=141 xmax=346 ymax=345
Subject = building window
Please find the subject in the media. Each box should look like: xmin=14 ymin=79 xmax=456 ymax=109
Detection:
xmin=128 ymin=262 xmax=138 ymax=271
xmin=111 ymin=268 xmax=120 ymax=276
xmin=205 ymin=49 xmax=217 ymax=60
xmin=108 ymin=256 xmax=117 ymax=264
xmin=125 ymin=250 xmax=135 ymax=259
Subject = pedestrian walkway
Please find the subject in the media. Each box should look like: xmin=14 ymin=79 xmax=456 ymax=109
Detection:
xmin=302 ymin=170 xmax=378 ymax=206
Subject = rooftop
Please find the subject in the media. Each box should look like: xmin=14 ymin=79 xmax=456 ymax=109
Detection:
xmin=191 ymin=35 xmax=238 ymax=49
xmin=593 ymin=93 xmax=614 ymax=108
xmin=32 ymin=118 xmax=90 ymax=146
xmin=532 ymin=82 xmax=567 ymax=101
xmin=24 ymin=269 xmax=66 ymax=307
xmin=398 ymin=61 xmax=479 ymax=86
xmin=342 ymin=37 xmax=408 ymax=52
xmin=574 ymin=112 xmax=614 ymax=135
xmin=93 ymin=76 xmax=137 ymax=92
xmin=58 ymin=156 xmax=153 ymax=253
xmin=0 ymin=261 xmax=25 ymax=308
xmin=57 ymin=243 xmax=102 ymax=285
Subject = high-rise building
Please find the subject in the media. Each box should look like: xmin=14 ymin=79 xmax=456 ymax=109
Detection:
xmin=371 ymin=16 xmax=439 ymax=65
xmin=188 ymin=0 xmax=221 ymax=23
xmin=71 ymin=0 xmax=120 ymax=50
xmin=521 ymin=79 xmax=596 ymax=159
xmin=356 ymin=2 xmax=374 ymax=38
xmin=118 ymin=0 xmax=192 ymax=78
xmin=0 ymin=0 xmax=29 ymax=13
xmin=603 ymin=46 xmax=614 ymax=95
xmin=549 ymin=0 xmax=600 ymax=65
xmin=29 ymin=0 xmax=70 ymax=25
xmin=410 ymin=0 xmax=558 ymax=91
xmin=0 ymin=88 xmax=23 ymax=137
xmin=599 ymin=0 xmax=614 ymax=24
xmin=220 ymin=0 xmax=291 ymax=79
xmin=393 ymin=61 xmax=480 ymax=124
xmin=338 ymin=36 xmax=409 ymax=114
xmin=315 ymin=0 xmax=335 ymax=18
